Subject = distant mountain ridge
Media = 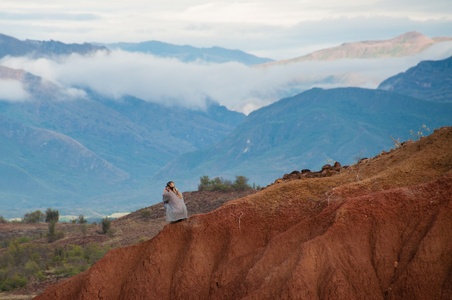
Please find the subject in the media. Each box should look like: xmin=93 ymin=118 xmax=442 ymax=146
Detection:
xmin=262 ymin=32 xmax=452 ymax=66
xmin=102 ymin=40 xmax=274 ymax=65
xmin=0 ymin=32 xmax=274 ymax=65
xmin=1 ymin=33 xmax=451 ymax=220
xmin=0 ymin=33 xmax=107 ymax=59
xmin=156 ymin=86 xmax=452 ymax=189
xmin=378 ymin=56 xmax=452 ymax=102
xmin=0 ymin=66 xmax=246 ymax=218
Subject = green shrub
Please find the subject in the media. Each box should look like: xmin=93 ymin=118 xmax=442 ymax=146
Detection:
xmin=18 ymin=236 xmax=30 ymax=244
xmin=0 ymin=273 xmax=27 ymax=291
xmin=0 ymin=239 xmax=112 ymax=291
xmin=23 ymin=210 xmax=45 ymax=223
xmin=0 ymin=216 xmax=7 ymax=223
xmin=141 ymin=210 xmax=151 ymax=219
xmin=198 ymin=175 xmax=211 ymax=191
xmin=102 ymin=217 xmax=111 ymax=234
xmin=45 ymin=208 xmax=59 ymax=223
xmin=35 ymin=271 xmax=46 ymax=282
xmin=232 ymin=175 xmax=252 ymax=191
xmin=197 ymin=175 xmax=253 ymax=191
xmin=24 ymin=261 xmax=39 ymax=275
xmin=77 ymin=214 xmax=88 ymax=224
xmin=48 ymin=221 xmax=56 ymax=242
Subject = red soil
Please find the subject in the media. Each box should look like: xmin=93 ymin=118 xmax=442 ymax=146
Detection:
xmin=34 ymin=127 xmax=452 ymax=299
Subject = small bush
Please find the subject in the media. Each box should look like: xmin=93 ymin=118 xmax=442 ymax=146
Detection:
xmin=77 ymin=214 xmax=88 ymax=224
xmin=35 ymin=271 xmax=46 ymax=282
xmin=232 ymin=175 xmax=252 ymax=191
xmin=18 ymin=236 xmax=30 ymax=244
xmin=23 ymin=210 xmax=45 ymax=223
xmin=140 ymin=210 xmax=151 ymax=219
xmin=48 ymin=221 xmax=56 ymax=242
xmin=101 ymin=217 xmax=111 ymax=234
xmin=0 ymin=216 xmax=7 ymax=223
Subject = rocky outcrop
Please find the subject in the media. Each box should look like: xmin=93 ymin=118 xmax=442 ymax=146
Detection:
xmin=34 ymin=127 xmax=452 ymax=299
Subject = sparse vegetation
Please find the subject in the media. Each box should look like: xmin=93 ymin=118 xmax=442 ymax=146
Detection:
xmin=79 ymin=224 xmax=88 ymax=236
xmin=47 ymin=221 xmax=65 ymax=243
xmin=391 ymin=124 xmax=430 ymax=148
xmin=410 ymin=124 xmax=430 ymax=141
xmin=23 ymin=210 xmax=45 ymax=224
xmin=140 ymin=210 xmax=151 ymax=219
xmin=45 ymin=208 xmax=59 ymax=223
xmin=0 ymin=183 xmax=258 ymax=295
xmin=101 ymin=217 xmax=111 ymax=234
xmin=353 ymin=149 xmax=366 ymax=164
xmin=0 ymin=237 xmax=111 ymax=291
xmin=77 ymin=214 xmax=88 ymax=224
xmin=198 ymin=175 xmax=254 ymax=191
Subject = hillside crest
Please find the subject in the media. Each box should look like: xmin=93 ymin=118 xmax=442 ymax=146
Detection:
xmin=34 ymin=126 xmax=452 ymax=299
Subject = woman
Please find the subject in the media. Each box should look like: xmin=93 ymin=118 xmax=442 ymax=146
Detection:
xmin=163 ymin=181 xmax=188 ymax=223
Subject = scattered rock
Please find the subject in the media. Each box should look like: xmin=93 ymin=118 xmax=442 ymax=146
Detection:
xmin=322 ymin=164 xmax=332 ymax=170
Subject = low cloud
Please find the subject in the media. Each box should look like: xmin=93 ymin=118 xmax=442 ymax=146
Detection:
xmin=1 ymin=42 xmax=452 ymax=113
xmin=0 ymin=79 xmax=30 ymax=102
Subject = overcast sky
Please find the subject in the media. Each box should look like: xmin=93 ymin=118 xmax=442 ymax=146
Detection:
xmin=1 ymin=0 xmax=452 ymax=114
xmin=1 ymin=0 xmax=451 ymax=59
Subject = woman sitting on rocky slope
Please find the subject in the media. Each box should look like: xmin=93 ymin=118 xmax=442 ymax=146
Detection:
xmin=163 ymin=181 xmax=188 ymax=223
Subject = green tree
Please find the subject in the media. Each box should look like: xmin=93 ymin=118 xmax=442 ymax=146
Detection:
xmin=0 ymin=216 xmax=7 ymax=223
xmin=77 ymin=214 xmax=87 ymax=224
xmin=45 ymin=208 xmax=59 ymax=223
xmin=198 ymin=175 xmax=254 ymax=192
xmin=102 ymin=217 xmax=111 ymax=234
xmin=48 ymin=221 xmax=56 ymax=242
xmin=23 ymin=210 xmax=45 ymax=223
xmin=198 ymin=175 xmax=212 ymax=191
xmin=211 ymin=177 xmax=232 ymax=191
xmin=232 ymin=175 xmax=252 ymax=190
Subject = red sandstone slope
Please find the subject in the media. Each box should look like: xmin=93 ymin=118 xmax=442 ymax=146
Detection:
xmin=34 ymin=127 xmax=452 ymax=299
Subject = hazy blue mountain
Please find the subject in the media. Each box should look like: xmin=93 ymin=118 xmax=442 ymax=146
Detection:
xmin=0 ymin=68 xmax=245 ymax=218
xmin=0 ymin=33 xmax=107 ymax=59
xmin=156 ymin=87 xmax=452 ymax=190
xmin=378 ymin=56 xmax=452 ymax=102
xmin=103 ymin=41 xmax=274 ymax=65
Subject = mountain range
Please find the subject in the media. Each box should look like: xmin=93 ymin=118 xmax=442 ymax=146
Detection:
xmin=0 ymin=33 xmax=108 ymax=59
xmin=262 ymin=31 xmax=452 ymax=66
xmin=0 ymin=32 xmax=451 ymax=219
xmin=378 ymin=56 xmax=452 ymax=102
xmin=157 ymin=84 xmax=452 ymax=188
xmin=0 ymin=32 xmax=273 ymax=66
xmin=102 ymin=41 xmax=274 ymax=65
xmin=0 ymin=66 xmax=245 ymax=217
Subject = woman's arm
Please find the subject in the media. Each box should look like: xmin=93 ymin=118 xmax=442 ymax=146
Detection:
xmin=163 ymin=190 xmax=170 ymax=203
